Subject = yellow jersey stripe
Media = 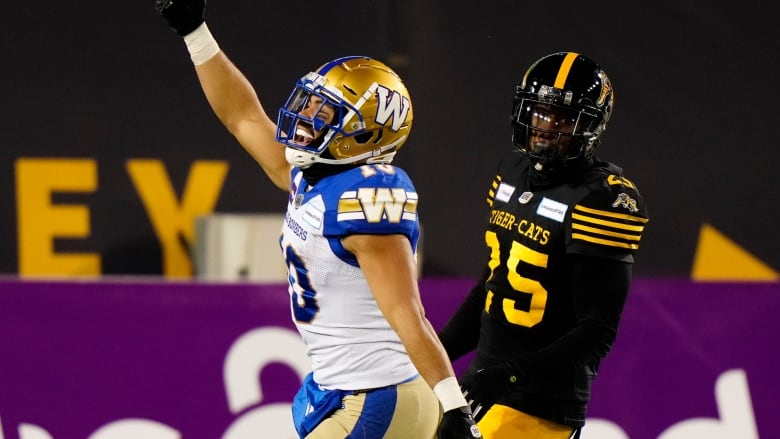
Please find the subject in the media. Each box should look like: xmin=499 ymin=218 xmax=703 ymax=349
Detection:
xmin=572 ymin=223 xmax=641 ymax=242
xmin=572 ymin=212 xmax=645 ymax=232
xmin=337 ymin=199 xmax=362 ymax=213
xmin=572 ymin=233 xmax=640 ymax=249
xmin=574 ymin=204 xmax=649 ymax=223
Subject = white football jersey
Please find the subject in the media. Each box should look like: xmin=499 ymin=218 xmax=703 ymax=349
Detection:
xmin=280 ymin=165 xmax=421 ymax=390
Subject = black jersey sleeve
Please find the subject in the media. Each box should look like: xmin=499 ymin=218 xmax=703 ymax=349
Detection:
xmin=567 ymin=173 xmax=649 ymax=263
xmin=437 ymin=267 xmax=491 ymax=361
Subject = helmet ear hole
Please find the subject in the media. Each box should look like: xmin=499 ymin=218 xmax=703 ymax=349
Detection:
xmin=354 ymin=132 xmax=374 ymax=144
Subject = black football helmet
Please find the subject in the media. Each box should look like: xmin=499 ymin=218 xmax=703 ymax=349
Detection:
xmin=511 ymin=52 xmax=614 ymax=173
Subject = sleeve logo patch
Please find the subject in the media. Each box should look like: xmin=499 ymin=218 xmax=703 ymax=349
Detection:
xmin=337 ymin=188 xmax=418 ymax=223
xmin=495 ymin=182 xmax=516 ymax=203
xmin=612 ymin=193 xmax=639 ymax=213
xmin=518 ymin=191 xmax=534 ymax=204
xmin=537 ymin=197 xmax=568 ymax=223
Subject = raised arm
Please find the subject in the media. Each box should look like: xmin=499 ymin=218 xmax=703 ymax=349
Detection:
xmin=155 ymin=0 xmax=290 ymax=190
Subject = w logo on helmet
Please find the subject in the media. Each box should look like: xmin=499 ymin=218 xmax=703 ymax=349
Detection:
xmin=375 ymin=85 xmax=410 ymax=132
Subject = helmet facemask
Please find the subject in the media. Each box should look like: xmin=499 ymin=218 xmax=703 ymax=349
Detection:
xmin=277 ymin=72 xmax=365 ymax=168
xmin=511 ymin=98 xmax=602 ymax=172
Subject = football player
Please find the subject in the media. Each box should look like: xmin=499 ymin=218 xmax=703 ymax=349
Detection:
xmin=155 ymin=1 xmax=481 ymax=438
xmin=438 ymin=52 xmax=649 ymax=439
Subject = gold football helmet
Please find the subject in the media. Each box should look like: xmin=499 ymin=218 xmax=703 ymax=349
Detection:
xmin=277 ymin=56 xmax=413 ymax=168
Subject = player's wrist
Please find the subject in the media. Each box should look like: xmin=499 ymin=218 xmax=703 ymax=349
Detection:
xmin=433 ymin=377 xmax=469 ymax=412
xmin=183 ymin=22 xmax=220 ymax=65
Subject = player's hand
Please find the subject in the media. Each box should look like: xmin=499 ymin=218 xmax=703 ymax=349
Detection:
xmin=437 ymin=406 xmax=482 ymax=439
xmin=466 ymin=361 xmax=520 ymax=405
xmin=155 ymin=0 xmax=206 ymax=36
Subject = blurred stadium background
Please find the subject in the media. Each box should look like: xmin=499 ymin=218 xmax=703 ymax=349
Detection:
xmin=1 ymin=1 xmax=777 ymax=438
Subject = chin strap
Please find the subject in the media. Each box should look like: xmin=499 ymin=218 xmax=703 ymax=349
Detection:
xmin=284 ymin=135 xmax=405 ymax=168
xmin=285 ymin=147 xmax=319 ymax=168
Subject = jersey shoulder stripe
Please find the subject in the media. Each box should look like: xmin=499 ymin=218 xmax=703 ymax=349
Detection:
xmin=572 ymin=171 xmax=649 ymax=251
xmin=487 ymin=175 xmax=503 ymax=207
xmin=571 ymin=204 xmax=647 ymax=249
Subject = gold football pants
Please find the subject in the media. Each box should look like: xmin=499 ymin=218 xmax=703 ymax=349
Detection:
xmin=305 ymin=376 xmax=440 ymax=439
xmin=477 ymin=404 xmax=575 ymax=439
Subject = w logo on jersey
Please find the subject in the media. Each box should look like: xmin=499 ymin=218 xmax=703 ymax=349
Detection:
xmin=337 ymin=187 xmax=418 ymax=223
xmin=375 ymin=85 xmax=410 ymax=132
xmin=359 ymin=188 xmax=407 ymax=223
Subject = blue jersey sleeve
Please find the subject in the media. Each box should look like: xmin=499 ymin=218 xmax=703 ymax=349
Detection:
xmin=321 ymin=165 xmax=420 ymax=245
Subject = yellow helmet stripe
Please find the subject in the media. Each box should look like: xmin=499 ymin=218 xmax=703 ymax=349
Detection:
xmin=554 ymin=52 xmax=580 ymax=89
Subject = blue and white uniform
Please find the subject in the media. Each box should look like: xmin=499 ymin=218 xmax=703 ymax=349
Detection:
xmin=283 ymin=164 xmax=441 ymax=438
xmin=281 ymin=164 xmax=421 ymax=390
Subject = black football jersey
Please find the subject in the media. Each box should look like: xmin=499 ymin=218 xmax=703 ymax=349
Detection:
xmin=473 ymin=149 xmax=649 ymax=425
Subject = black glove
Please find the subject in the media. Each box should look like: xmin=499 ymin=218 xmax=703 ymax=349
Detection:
xmin=155 ymin=0 xmax=206 ymax=36
xmin=437 ymin=406 xmax=482 ymax=439
xmin=466 ymin=361 xmax=521 ymax=405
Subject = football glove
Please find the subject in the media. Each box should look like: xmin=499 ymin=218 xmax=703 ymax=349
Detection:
xmin=465 ymin=361 xmax=522 ymax=406
xmin=437 ymin=406 xmax=482 ymax=439
xmin=155 ymin=0 xmax=206 ymax=36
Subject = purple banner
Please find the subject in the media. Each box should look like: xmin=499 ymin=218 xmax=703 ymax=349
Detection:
xmin=0 ymin=278 xmax=776 ymax=439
